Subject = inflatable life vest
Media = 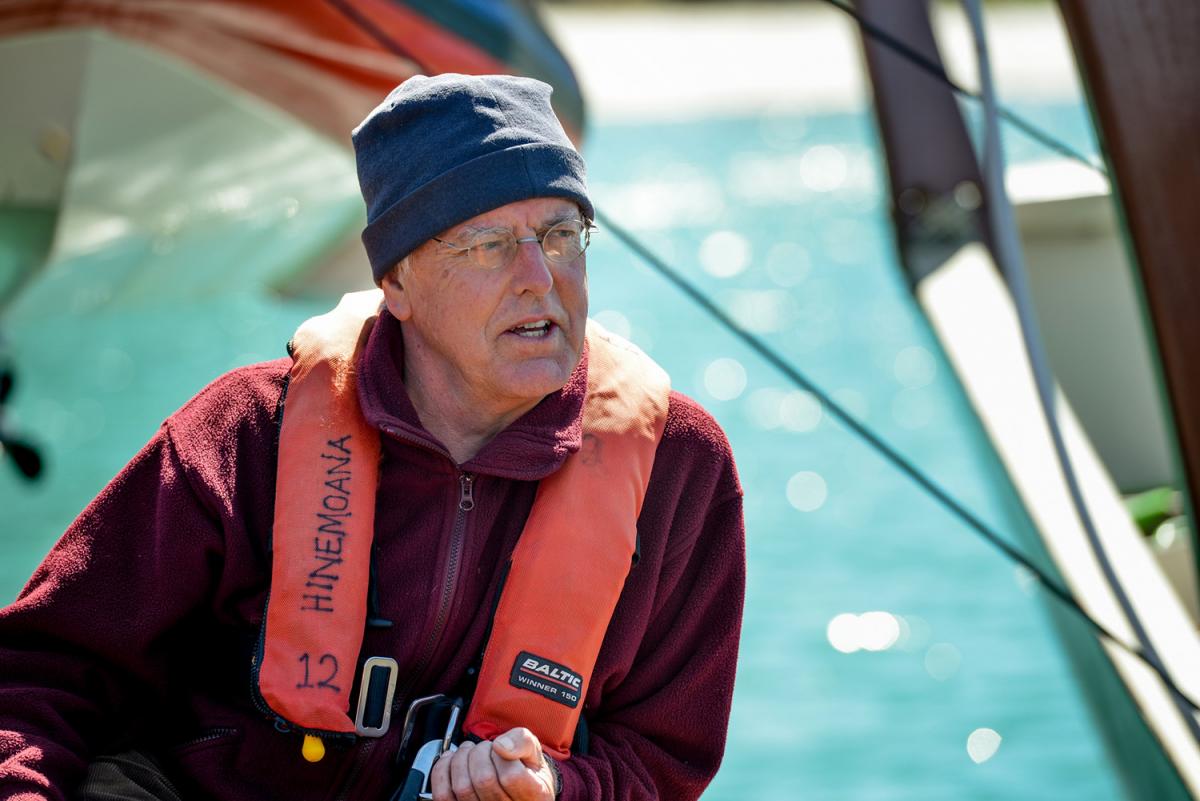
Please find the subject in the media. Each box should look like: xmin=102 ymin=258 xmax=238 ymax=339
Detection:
xmin=254 ymin=290 xmax=670 ymax=760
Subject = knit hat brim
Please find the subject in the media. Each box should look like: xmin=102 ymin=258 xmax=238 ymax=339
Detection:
xmin=363 ymin=142 xmax=595 ymax=281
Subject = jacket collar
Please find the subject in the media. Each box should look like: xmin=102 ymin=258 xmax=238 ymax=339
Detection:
xmin=356 ymin=310 xmax=586 ymax=480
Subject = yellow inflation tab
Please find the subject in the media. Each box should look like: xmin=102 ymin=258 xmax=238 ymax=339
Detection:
xmin=301 ymin=734 xmax=326 ymax=763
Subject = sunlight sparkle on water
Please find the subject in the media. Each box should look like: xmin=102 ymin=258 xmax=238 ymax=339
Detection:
xmin=893 ymin=345 xmax=937 ymax=388
xmin=967 ymin=728 xmax=1002 ymax=764
xmin=858 ymin=611 xmax=902 ymax=651
xmin=593 ymin=168 xmax=723 ymax=231
xmin=826 ymin=613 xmax=861 ymax=654
xmin=786 ymin=471 xmax=827 ymax=512
xmin=780 ymin=390 xmax=822 ymax=432
xmin=728 ymin=153 xmax=806 ymax=205
xmin=699 ymin=230 xmax=751 ymax=278
xmin=748 ymin=388 xmax=824 ymax=432
xmin=703 ymin=358 xmax=747 ymax=401
xmin=925 ymin=643 xmax=962 ymax=681
xmin=747 ymin=388 xmax=785 ymax=430
xmin=799 ymin=145 xmax=848 ymax=192
xmin=825 ymin=611 xmax=903 ymax=654
xmin=727 ymin=289 xmax=794 ymax=333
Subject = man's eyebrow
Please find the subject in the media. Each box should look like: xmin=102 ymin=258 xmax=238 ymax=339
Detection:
xmin=456 ymin=223 xmax=501 ymax=236
xmin=451 ymin=210 xmax=582 ymax=238
xmin=442 ymin=222 xmax=505 ymax=242
xmin=538 ymin=210 xmax=582 ymax=227
xmin=529 ymin=210 xmax=585 ymax=233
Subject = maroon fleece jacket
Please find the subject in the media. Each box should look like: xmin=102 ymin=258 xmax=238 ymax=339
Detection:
xmin=0 ymin=311 xmax=745 ymax=801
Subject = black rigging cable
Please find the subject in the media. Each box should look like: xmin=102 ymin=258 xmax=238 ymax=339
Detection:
xmin=963 ymin=0 xmax=1198 ymax=720
xmin=597 ymin=208 xmax=1197 ymax=713
xmin=593 ymin=2 xmax=1200 ymax=711
xmin=595 ymin=2 xmax=1200 ymax=709
xmin=821 ymin=0 xmax=1106 ymax=178
xmin=821 ymin=0 xmax=1197 ymax=712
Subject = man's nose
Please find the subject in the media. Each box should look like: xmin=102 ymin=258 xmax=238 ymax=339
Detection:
xmin=510 ymin=237 xmax=554 ymax=296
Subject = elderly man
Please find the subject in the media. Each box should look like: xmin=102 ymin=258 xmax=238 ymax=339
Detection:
xmin=0 ymin=75 xmax=745 ymax=801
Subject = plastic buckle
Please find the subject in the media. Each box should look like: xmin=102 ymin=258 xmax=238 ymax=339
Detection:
xmin=354 ymin=656 xmax=399 ymax=737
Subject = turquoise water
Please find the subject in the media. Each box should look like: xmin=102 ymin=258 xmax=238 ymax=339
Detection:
xmin=583 ymin=102 xmax=1120 ymax=800
xmin=0 ymin=98 xmax=1124 ymax=800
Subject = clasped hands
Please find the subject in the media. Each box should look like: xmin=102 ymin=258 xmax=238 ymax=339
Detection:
xmin=430 ymin=726 xmax=557 ymax=801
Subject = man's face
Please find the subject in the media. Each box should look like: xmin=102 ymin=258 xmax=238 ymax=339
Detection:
xmin=381 ymin=197 xmax=589 ymax=417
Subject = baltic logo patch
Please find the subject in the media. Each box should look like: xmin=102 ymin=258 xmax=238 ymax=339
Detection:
xmin=509 ymin=651 xmax=582 ymax=708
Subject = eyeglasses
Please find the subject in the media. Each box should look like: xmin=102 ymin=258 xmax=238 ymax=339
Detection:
xmin=432 ymin=218 xmax=594 ymax=271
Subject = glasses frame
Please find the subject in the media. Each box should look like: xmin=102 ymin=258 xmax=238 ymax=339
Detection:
xmin=432 ymin=218 xmax=595 ymax=271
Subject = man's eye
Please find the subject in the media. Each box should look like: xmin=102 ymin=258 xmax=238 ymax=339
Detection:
xmin=471 ymin=237 xmax=508 ymax=253
xmin=548 ymin=222 xmax=583 ymax=240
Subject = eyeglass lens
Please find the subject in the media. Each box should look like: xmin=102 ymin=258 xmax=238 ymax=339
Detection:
xmin=466 ymin=220 xmax=590 ymax=269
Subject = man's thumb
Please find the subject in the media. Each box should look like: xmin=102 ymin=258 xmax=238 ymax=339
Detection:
xmin=493 ymin=728 xmax=541 ymax=769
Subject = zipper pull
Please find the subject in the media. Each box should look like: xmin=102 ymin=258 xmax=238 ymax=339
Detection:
xmin=459 ymin=473 xmax=475 ymax=512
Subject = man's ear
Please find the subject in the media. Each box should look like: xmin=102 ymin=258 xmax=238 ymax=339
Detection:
xmin=379 ymin=264 xmax=413 ymax=321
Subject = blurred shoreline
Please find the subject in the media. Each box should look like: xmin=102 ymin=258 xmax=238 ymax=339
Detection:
xmin=542 ymin=2 xmax=1084 ymax=123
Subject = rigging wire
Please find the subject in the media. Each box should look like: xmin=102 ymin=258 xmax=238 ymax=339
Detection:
xmin=594 ymin=0 xmax=1200 ymax=713
xmin=595 ymin=0 xmax=1199 ymax=708
xmin=961 ymin=0 xmax=1200 ymax=718
xmin=820 ymin=0 xmax=1107 ymax=179
xmin=597 ymin=209 xmax=1197 ymax=714
xmin=594 ymin=1 xmax=1200 ymax=712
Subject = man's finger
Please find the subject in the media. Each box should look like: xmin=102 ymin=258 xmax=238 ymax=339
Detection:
xmin=448 ymin=741 xmax=482 ymax=801
xmin=491 ymin=728 xmax=557 ymax=800
xmin=491 ymin=727 xmax=543 ymax=771
xmin=466 ymin=740 xmax=514 ymax=801
xmin=430 ymin=747 xmax=455 ymax=801
xmin=490 ymin=747 xmax=553 ymax=801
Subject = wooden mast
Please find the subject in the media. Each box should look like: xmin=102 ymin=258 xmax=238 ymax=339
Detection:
xmin=857 ymin=4 xmax=1200 ymax=797
xmin=856 ymin=0 xmax=992 ymax=285
xmin=1056 ymin=1 xmax=1200 ymax=534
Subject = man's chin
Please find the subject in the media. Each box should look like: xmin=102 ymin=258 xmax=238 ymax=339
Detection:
xmin=497 ymin=358 xmax=576 ymax=404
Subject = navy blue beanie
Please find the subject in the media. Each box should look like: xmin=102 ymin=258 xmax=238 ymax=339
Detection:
xmin=352 ymin=74 xmax=594 ymax=282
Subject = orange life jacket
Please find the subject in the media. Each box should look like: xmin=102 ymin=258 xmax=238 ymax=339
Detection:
xmin=255 ymin=290 xmax=670 ymax=760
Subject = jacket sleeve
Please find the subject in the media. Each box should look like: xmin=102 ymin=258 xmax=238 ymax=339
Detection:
xmin=557 ymin=488 xmax=746 ymax=801
xmin=0 ymin=428 xmax=227 ymax=801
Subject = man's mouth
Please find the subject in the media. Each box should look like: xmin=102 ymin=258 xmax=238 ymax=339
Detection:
xmin=507 ymin=320 xmax=554 ymax=338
